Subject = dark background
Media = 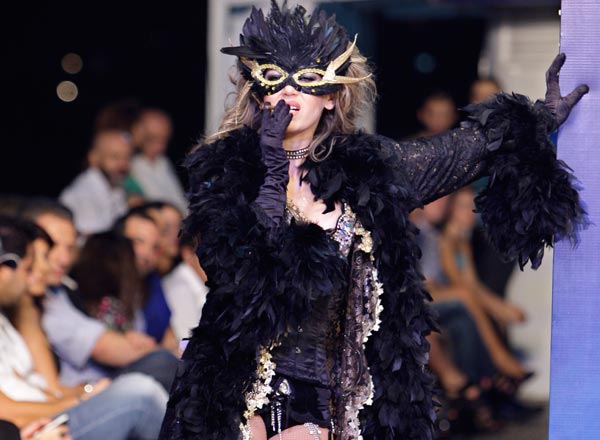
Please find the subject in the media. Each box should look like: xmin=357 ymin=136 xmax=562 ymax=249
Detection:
xmin=2 ymin=1 xmax=557 ymax=197
xmin=3 ymin=1 xmax=208 ymax=196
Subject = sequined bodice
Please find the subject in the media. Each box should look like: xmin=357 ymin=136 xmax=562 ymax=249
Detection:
xmin=284 ymin=201 xmax=357 ymax=257
xmin=328 ymin=203 xmax=358 ymax=258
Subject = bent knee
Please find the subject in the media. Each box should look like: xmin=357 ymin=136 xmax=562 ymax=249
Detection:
xmin=248 ymin=415 xmax=267 ymax=440
xmin=451 ymin=285 xmax=475 ymax=303
xmin=112 ymin=373 xmax=168 ymax=403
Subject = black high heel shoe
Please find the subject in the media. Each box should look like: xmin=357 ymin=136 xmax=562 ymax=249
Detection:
xmin=435 ymin=381 xmax=504 ymax=437
xmin=490 ymin=371 xmax=535 ymax=399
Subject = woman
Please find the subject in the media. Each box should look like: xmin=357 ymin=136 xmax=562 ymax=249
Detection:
xmin=437 ymin=186 xmax=528 ymax=379
xmin=160 ymin=3 xmax=587 ymax=439
xmin=70 ymin=231 xmax=145 ymax=334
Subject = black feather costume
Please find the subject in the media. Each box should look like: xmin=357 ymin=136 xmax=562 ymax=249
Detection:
xmin=159 ymin=91 xmax=585 ymax=439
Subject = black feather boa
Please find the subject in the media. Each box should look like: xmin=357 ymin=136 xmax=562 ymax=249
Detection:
xmin=463 ymin=93 xmax=587 ymax=269
xmin=160 ymin=93 xmax=585 ymax=439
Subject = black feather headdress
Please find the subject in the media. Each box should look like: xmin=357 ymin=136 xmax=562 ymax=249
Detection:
xmin=221 ymin=1 xmax=368 ymax=95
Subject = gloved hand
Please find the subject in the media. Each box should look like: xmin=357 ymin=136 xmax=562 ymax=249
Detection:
xmin=259 ymin=100 xmax=292 ymax=166
xmin=254 ymin=100 xmax=292 ymax=229
xmin=545 ymin=53 xmax=589 ymax=130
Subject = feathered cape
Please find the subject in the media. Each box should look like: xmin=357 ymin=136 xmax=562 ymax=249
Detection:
xmin=160 ymin=93 xmax=585 ymax=439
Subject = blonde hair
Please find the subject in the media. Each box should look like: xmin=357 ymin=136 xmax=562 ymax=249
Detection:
xmin=203 ymin=49 xmax=377 ymax=161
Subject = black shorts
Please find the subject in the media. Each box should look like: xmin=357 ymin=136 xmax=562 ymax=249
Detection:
xmin=257 ymin=374 xmax=331 ymax=437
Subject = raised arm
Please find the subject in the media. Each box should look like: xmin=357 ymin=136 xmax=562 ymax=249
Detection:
xmin=385 ymin=54 xmax=588 ymax=270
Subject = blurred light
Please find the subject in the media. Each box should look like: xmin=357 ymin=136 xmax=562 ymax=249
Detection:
xmin=61 ymin=53 xmax=83 ymax=74
xmin=56 ymin=81 xmax=78 ymax=102
xmin=438 ymin=419 xmax=450 ymax=432
xmin=414 ymin=52 xmax=436 ymax=74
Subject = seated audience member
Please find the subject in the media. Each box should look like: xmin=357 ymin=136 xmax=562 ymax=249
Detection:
xmin=22 ymin=199 xmax=178 ymax=391
xmin=129 ymin=108 xmax=188 ymax=214
xmin=162 ymin=233 xmax=208 ymax=343
xmin=437 ymin=187 xmax=530 ymax=382
xmin=70 ymin=232 xmax=145 ymax=334
xmin=92 ymin=99 xmax=149 ymax=208
xmin=136 ymin=201 xmax=183 ymax=275
xmin=59 ymin=130 xmax=132 ymax=235
xmin=9 ymin=221 xmax=99 ymax=400
xmin=407 ymin=91 xmax=459 ymax=140
xmin=413 ymin=197 xmax=497 ymax=382
xmin=412 ymin=202 xmax=501 ymax=435
xmin=0 ymin=215 xmax=167 ymax=440
xmin=469 ymin=77 xmax=502 ymax=105
xmin=113 ymin=208 xmax=179 ymax=353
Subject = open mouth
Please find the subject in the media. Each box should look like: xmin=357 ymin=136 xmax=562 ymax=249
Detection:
xmin=287 ymin=101 xmax=301 ymax=112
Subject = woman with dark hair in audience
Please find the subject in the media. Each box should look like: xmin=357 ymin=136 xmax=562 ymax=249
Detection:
xmin=437 ymin=187 xmax=530 ymax=385
xmin=71 ymin=231 xmax=144 ymax=334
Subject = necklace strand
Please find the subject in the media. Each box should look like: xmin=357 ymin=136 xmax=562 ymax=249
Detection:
xmin=285 ymin=146 xmax=310 ymax=160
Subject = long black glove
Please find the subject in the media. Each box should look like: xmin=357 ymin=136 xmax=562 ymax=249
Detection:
xmin=253 ymin=99 xmax=292 ymax=229
xmin=544 ymin=53 xmax=589 ymax=130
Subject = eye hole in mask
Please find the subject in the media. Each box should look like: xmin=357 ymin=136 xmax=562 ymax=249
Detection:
xmin=254 ymin=65 xmax=288 ymax=86
xmin=292 ymin=69 xmax=326 ymax=87
xmin=254 ymin=65 xmax=328 ymax=89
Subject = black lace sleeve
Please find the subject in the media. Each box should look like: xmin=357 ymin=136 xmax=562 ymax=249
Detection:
xmin=377 ymin=126 xmax=490 ymax=206
xmin=381 ymin=92 xmax=587 ymax=269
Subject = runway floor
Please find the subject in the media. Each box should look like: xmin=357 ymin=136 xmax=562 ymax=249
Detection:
xmin=464 ymin=402 xmax=548 ymax=440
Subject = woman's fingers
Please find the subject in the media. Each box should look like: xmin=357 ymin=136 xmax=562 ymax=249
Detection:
xmin=545 ymin=53 xmax=565 ymax=108
xmin=544 ymin=53 xmax=590 ymax=127
xmin=545 ymin=52 xmax=566 ymax=87
xmin=564 ymin=84 xmax=590 ymax=109
xmin=272 ymin=100 xmax=292 ymax=127
xmin=20 ymin=419 xmax=50 ymax=438
xmin=274 ymin=99 xmax=291 ymax=120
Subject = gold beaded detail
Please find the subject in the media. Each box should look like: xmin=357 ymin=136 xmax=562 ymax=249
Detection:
xmin=355 ymin=222 xmax=373 ymax=253
xmin=240 ymin=344 xmax=279 ymax=439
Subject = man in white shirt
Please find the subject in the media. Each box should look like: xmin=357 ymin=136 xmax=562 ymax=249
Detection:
xmin=162 ymin=233 xmax=208 ymax=342
xmin=59 ymin=130 xmax=132 ymax=235
xmin=129 ymin=108 xmax=188 ymax=213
